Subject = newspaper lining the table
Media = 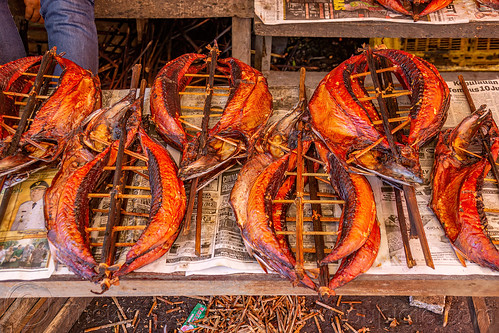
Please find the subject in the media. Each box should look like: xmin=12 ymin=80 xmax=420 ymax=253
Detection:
xmin=2 ymin=77 xmax=499 ymax=281
xmin=255 ymin=0 xmax=499 ymax=25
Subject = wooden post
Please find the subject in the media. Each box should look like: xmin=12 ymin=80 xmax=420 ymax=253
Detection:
xmin=254 ymin=35 xmax=272 ymax=71
xmin=232 ymin=17 xmax=251 ymax=64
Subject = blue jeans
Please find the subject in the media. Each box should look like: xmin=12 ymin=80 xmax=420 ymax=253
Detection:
xmin=0 ymin=0 xmax=26 ymax=64
xmin=40 ymin=0 xmax=98 ymax=74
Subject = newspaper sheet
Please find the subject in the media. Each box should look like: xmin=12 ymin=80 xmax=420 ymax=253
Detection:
xmin=255 ymin=0 xmax=499 ymax=25
xmin=3 ymin=76 xmax=499 ymax=281
xmin=0 ymin=169 xmax=56 ymax=281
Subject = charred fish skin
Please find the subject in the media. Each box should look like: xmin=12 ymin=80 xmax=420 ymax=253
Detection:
xmin=374 ymin=49 xmax=450 ymax=149
xmin=150 ymin=53 xmax=206 ymax=150
xmin=113 ymin=129 xmax=186 ymax=278
xmin=308 ymin=52 xmax=424 ymax=185
xmin=414 ymin=0 xmax=454 ymax=21
xmin=309 ymin=54 xmax=386 ymax=162
xmin=0 ymin=56 xmax=42 ymax=117
xmin=320 ymin=152 xmax=376 ymax=265
xmin=245 ymin=153 xmax=316 ymax=290
xmin=431 ymin=108 xmax=499 ymax=271
xmin=46 ymin=146 xmax=111 ymax=280
xmin=22 ymin=55 xmax=102 ymax=160
xmin=179 ymin=58 xmax=273 ymax=181
xmin=455 ymin=159 xmax=499 ymax=270
xmin=375 ymin=0 xmax=411 ymax=16
xmin=328 ymin=220 xmax=380 ymax=293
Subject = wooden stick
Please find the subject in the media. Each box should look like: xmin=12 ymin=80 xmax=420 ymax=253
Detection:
xmin=277 ymin=230 xmax=338 ymax=236
xmin=106 ymin=184 xmax=150 ymax=190
xmin=178 ymin=118 xmax=241 ymax=149
xmin=315 ymin=301 xmax=344 ymax=315
xmin=294 ymin=68 xmax=306 ymax=275
xmin=285 ymin=216 xmax=340 ymax=222
xmin=273 ymin=199 xmax=345 ymax=204
xmin=103 ymin=166 xmax=148 ymax=171
xmin=403 ymin=185 xmax=434 ymax=269
xmin=84 ymin=319 xmax=133 ymax=332
xmin=179 ymin=91 xmax=229 ymax=97
xmin=90 ymin=135 xmax=148 ymax=162
xmin=195 ymin=188 xmax=203 ymax=256
xmin=92 ymin=208 xmax=149 ymax=217
xmin=180 ymin=114 xmax=222 ymax=118
xmin=268 ymin=140 xmax=324 ymax=165
xmin=350 ymin=66 xmax=398 ymax=78
xmin=181 ymin=106 xmax=223 ymax=112
xmin=184 ymin=73 xmax=230 ymax=78
xmin=2 ymin=91 xmax=49 ymax=99
xmin=285 ymin=172 xmax=329 ymax=177
xmin=111 ymin=297 xmax=128 ymax=333
xmin=86 ymin=225 xmax=146 ymax=232
xmin=346 ymin=119 xmax=410 ymax=164
xmin=185 ymin=85 xmax=230 ymax=90
xmin=88 ymin=193 xmax=151 ymax=199
xmin=372 ymin=116 xmax=408 ymax=125
xmin=357 ymin=91 xmax=412 ymax=102
xmin=1 ymin=114 xmax=34 ymax=121
xmin=21 ymin=72 xmax=59 ymax=78
xmin=306 ymin=149 xmax=330 ymax=287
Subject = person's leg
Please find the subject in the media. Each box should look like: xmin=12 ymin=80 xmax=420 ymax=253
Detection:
xmin=40 ymin=0 xmax=98 ymax=74
xmin=0 ymin=0 xmax=26 ymax=64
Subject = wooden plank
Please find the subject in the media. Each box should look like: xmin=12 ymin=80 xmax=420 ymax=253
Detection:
xmin=0 ymin=298 xmax=15 ymax=318
xmin=15 ymin=297 xmax=47 ymax=333
xmin=254 ymin=17 xmax=499 ymax=38
xmin=21 ymin=297 xmax=68 ymax=333
xmin=44 ymin=297 xmax=93 ymax=333
xmin=0 ymin=297 xmax=39 ymax=332
xmin=232 ymin=17 xmax=252 ymax=65
xmin=0 ymin=274 xmax=496 ymax=297
xmin=94 ymin=0 xmax=253 ymax=19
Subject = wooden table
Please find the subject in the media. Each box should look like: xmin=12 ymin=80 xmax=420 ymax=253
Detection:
xmin=1 ymin=71 xmax=498 ymax=298
xmin=253 ymin=16 xmax=499 ymax=71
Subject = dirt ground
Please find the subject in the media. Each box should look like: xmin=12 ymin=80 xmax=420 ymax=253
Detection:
xmin=70 ymin=295 xmax=497 ymax=332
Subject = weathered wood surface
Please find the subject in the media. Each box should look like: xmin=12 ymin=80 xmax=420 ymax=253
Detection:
xmin=94 ymin=0 xmax=254 ymax=19
xmin=44 ymin=297 xmax=93 ymax=333
xmin=0 ymin=274 xmax=497 ymax=297
xmin=254 ymin=17 xmax=499 ymax=38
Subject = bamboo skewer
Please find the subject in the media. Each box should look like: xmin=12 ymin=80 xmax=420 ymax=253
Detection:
xmin=2 ymin=91 xmax=49 ymax=99
xmin=372 ymin=116 xmax=408 ymax=125
xmin=21 ymin=72 xmax=59 ymax=79
xmin=346 ymin=119 xmax=411 ymax=164
xmin=86 ymin=225 xmax=147 ymax=232
xmin=379 ymin=55 xmax=416 ymax=269
xmin=89 ymin=134 xmax=148 ymax=162
xmin=273 ymin=199 xmax=345 ymax=204
xmin=350 ymin=66 xmax=398 ymax=78
xmin=277 ymin=230 xmax=338 ymax=236
xmin=178 ymin=118 xmax=242 ymax=149
xmin=184 ymin=73 xmax=230 ymax=79
xmin=92 ymin=208 xmax=149 ymax=217
xmin=179 ymin=91 xmax=229 ymax=97
xmin=294 ymin=68 xmax=306 ymax=276
xmin=88 ymin=193 xmax=151 ymax=199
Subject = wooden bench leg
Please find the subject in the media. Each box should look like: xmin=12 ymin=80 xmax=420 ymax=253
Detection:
xmin=231 ymin=17 xmax=251 ymax=65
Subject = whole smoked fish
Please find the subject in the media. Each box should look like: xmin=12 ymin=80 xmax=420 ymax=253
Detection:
xmin=431 ymin=107 xmax=499 ymax=271
xmin=112 ymin=128 xmax=186 ymax=279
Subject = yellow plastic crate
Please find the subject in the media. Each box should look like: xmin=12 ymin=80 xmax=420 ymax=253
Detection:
xmin=371 ymin=38 xmax=499 ymax=71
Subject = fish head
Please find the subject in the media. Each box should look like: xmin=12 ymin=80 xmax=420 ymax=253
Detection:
xmin=450 ymin=105 xmax=491 ymax=160
xmin=352 ymin=148 xmax=424 ymax=185
xmin=259 ymin=102 xmax=305 ymax=158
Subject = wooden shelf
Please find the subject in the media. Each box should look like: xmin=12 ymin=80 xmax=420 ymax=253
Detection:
xmin=254 ymin=17 xmax=499 ymax=38
xmin=0 ymin=273 xmax=497 ymax=297
xmin=94 ymin=0 xmax=254 ymax=19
